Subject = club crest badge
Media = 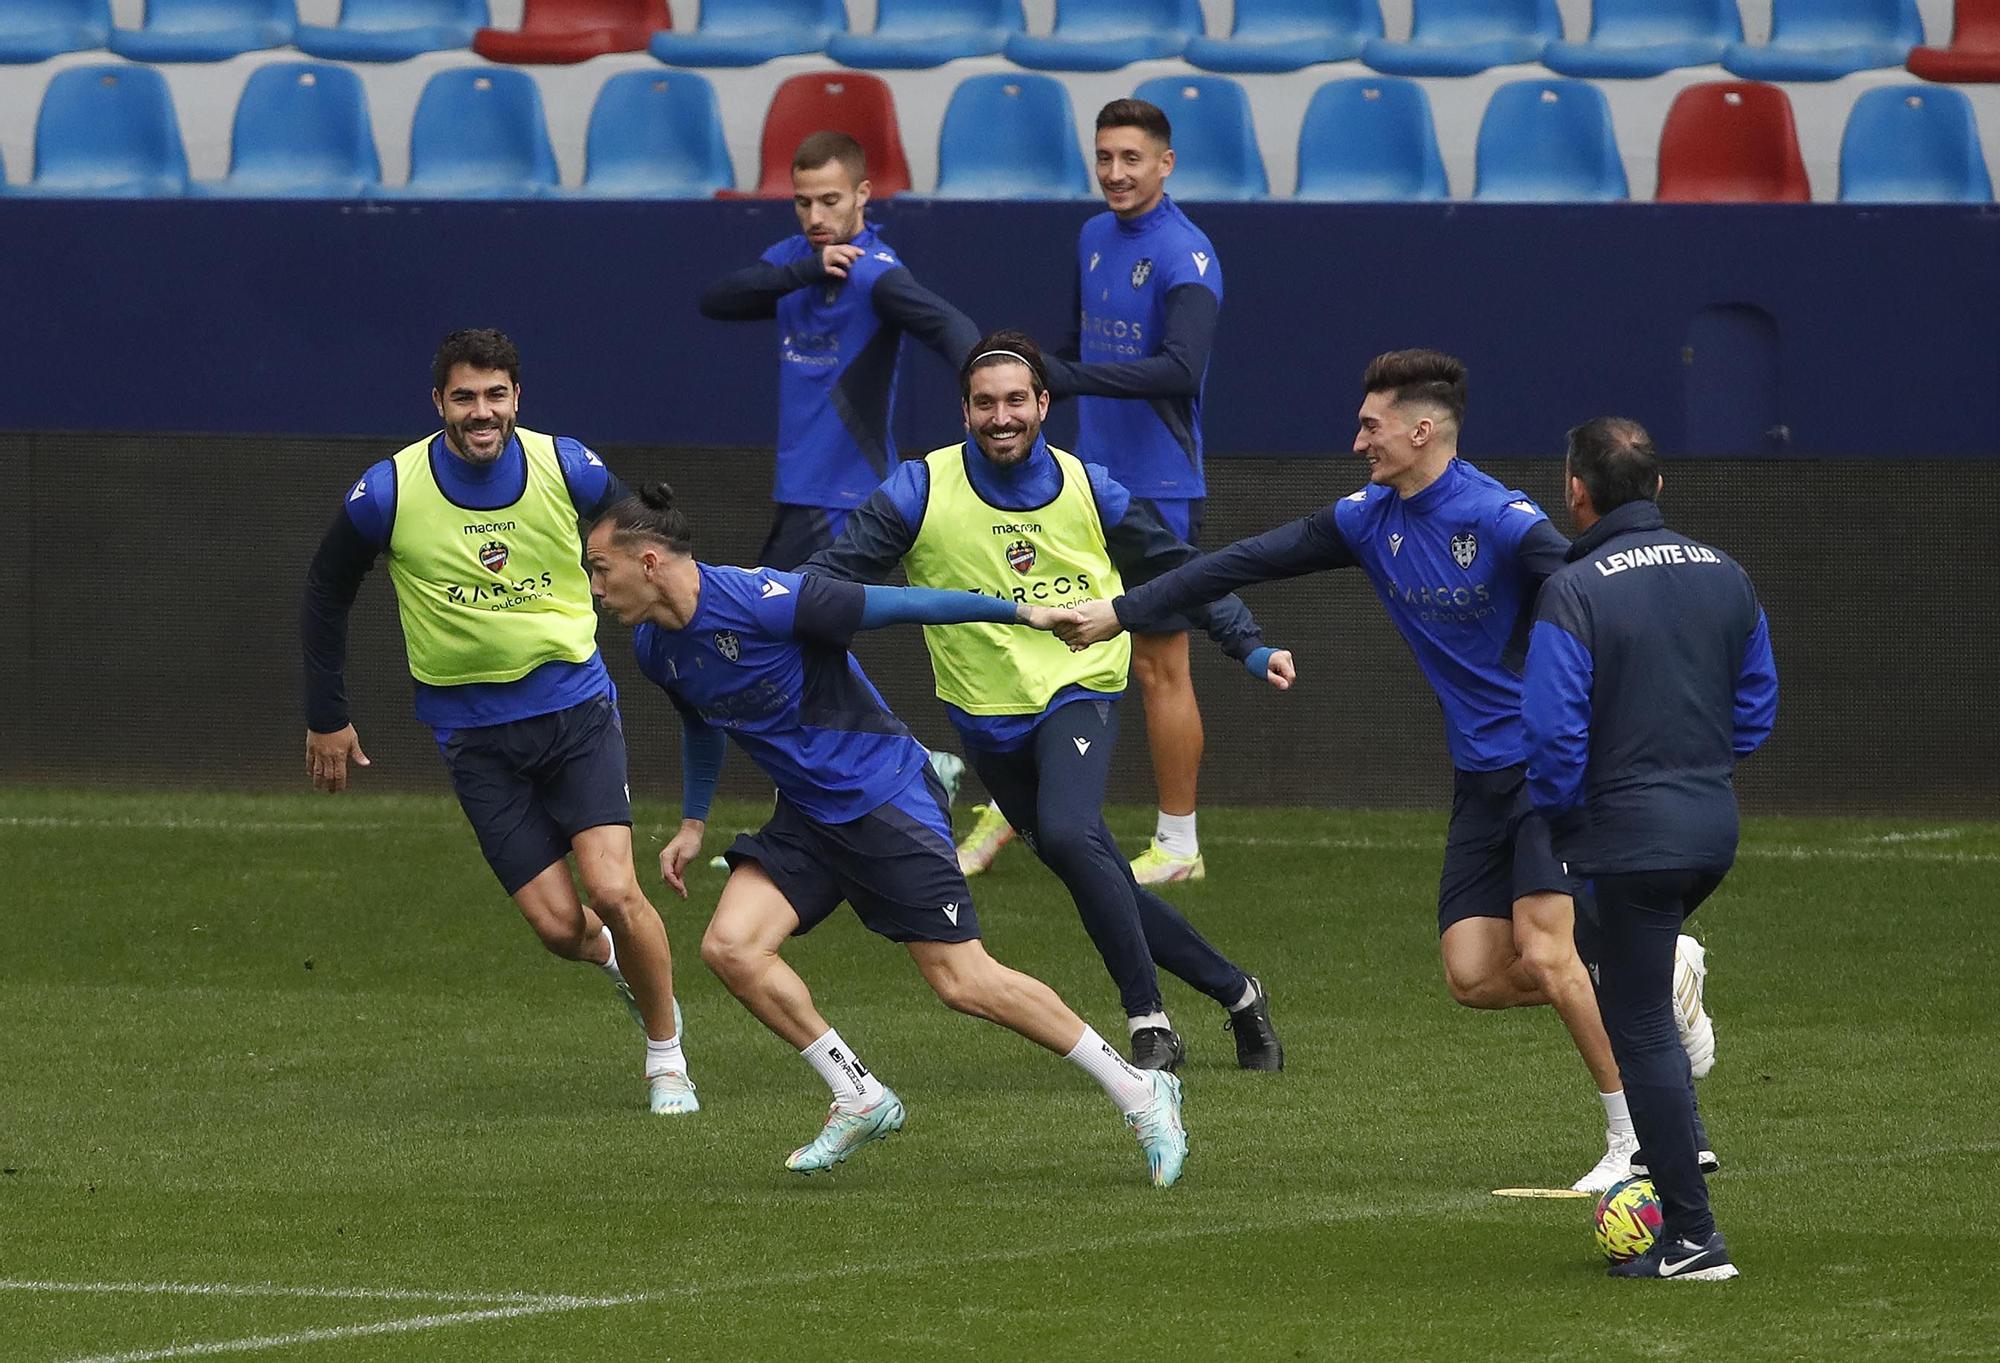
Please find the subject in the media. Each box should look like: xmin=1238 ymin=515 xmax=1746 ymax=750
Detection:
xmin=713 ymin=631 xmax=741 ymax=662
xmin=1450 ymin=532 xmax=1479 ymax=570
xmin=1130 ymin=258 xmax=1153 ymax=288
xmin=1006 ymin=539 xmax=1037 ymax=574
xmin=478 ymin=540 xmax=510 ymax=573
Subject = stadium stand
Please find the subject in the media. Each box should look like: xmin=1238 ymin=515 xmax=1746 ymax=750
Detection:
xmin=108 ymin=0 xmax=294 ymax=61
xmin=1725 ymin=0 xmax=1924 ymax=79
xmin=1542 ymin=0 xmax=1743 ymax=78
xmin=1004 ymin=0 xmax=1200 ymax=71
xmin=646 ymin=0 xmax=843 ymax=67
xmin=26 ymin=63 xmax=188 ymax=195
xmin=474 ymin=0 xmax=668 ymax=63
xmin=826 ymin=0 xmax=1023 ymax=69
xmin=0 ymin=0 xmax=111 ymax=63
xmin=931 ymin=72 xmax=1089 ymax=198
xmin=1360 ymin=0 xmax=1560 ymax=76
xmin=1908 ymin=0 xmax=2000 ymax=78
xmin=1839 ymin=83 xmax=1992 ymax=199
xmin=1293 ymin=75 xmax=1447 ymax=199
xmin=572 ymin=69 xmax=733 ymax=196
xmin=1184 ymin=0 xmax=1382 ymax=72
xmin=200 ymin=61 xmax=379 ymax=197
xmin=1132 ymin=74 xmax=1269 ymax=199
xmin=400 ymin=67 xmax=558 ymax=196
xmin=733 ymin=70 xmax=910 ymax=196
xmin=1472 ymin=77 xmax=1627 ymax=200
xmin=294 ymin=0 xmax=485 ymax=61
xmin=1656 ymin=80 xmax=1812 ymax=201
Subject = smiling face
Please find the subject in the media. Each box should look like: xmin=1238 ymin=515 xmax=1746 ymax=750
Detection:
xmin=433 ymin=364 xmax=518 ymax=465
xmin=793 ymin=158 xmax=869 ymax=249
xmin=1094 ymin=125 xmax=1173 ymax=220
xmin=1353 ymin=388 xmax=1449 ymax=495
xmin=963 ymin=360 xmax=1049 ymax=466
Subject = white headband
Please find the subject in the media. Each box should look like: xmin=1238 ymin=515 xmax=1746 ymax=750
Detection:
xmin=970 ymin=349 xmax=1036 ymax=370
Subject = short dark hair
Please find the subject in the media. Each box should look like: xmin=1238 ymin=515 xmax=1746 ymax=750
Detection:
xmin=1362 ymin=349 xmax=1467 ymax=427
xmin=597 ymin=482 xmax=694 ymax=555
xmin=1096 ymin=98 xmax=1172 ymax=146
xmin=1566 ymin=417 xmax=1661 ymax=515
xmin=959 ymin=329 xmax=1048 ymax=401
xmin=792 ymin=130 xmax=866 ymax=184
xmin=432 ymin=329 xmax=520 ymax=392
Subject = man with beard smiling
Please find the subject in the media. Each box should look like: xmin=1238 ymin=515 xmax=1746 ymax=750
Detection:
xmin=301 ymin=328 xmax=698 ymax=1118
xmin=802 ymin=330 xmax=1289 ymax=1075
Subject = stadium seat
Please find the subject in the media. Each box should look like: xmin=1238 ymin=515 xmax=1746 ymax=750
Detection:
xmin=201 ymin=62 xmax=379 ymax=198
xmin=932 ymin=74 xmax=1090 ymax=199
xmin=572 ymin=71 xmax=733 ymax=197
xmin=1723 ymin=0 xmax=1922 ymax=79
xmin=647 ymin=0 xmax=841 ymax=67
xmin=737 ymin=71 xmax=910 ymax=197
xmin=401 ymin=68 xmax=558 ymax=198
xmin=1360 ymin=0 xmax=1560 ymax=76
xmin=295 ymin=0 xmax=484 ymax=60
xmin=1293 ymin=76 xmax=1447 ymax=201
xmin=0 ymin=0 xmax=111 ymax=63
xmin=109 ymin=0 xmax=293 ymax=60
xmin=1004 ymin=0 xmax=1201 ymax=71
xmin=1131 ymin=76 xmax=1267 ymax=200
xmin=1185 ymin=0 xmax=1382 ymax=72
xmin=475 ymin=0 xmax=667 ymax=63
xmin=1907 ymin=0 xmax=2000 ymax=79
xmin=1543 ymin=0 xmax=1742 ymax=78
xmin=1656 ymin=81 xmax=1810 ymax=201
xmin=827 ymin=0 xmax=1023 ymax=69
xmin=1472 ymin=79 xmax=1627 ymax=201
xmin=28 ymin=64 xmax=187 ymax=196
xmin=1839 ymin=85 xmax=1992 ymax=201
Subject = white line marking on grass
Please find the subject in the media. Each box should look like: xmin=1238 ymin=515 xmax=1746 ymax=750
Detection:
xmin=1202 ymin=834 xmax=2000 ymax=865
xmin=0 ymin=818 xmax=446 ymax=834
xmin=0 ymin=1279 xmax=558 ymax=1305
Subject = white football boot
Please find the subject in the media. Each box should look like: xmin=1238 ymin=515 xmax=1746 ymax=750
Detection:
xmin=1674 ymin=934 xmax=1716 ymax=1079
xmin=1572 ymin=1129 xmax=1642 ymax=1194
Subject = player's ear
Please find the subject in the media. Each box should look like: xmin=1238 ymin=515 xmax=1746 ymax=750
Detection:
xmin=1159 ymin=146 xmax=1175 ymax=176
xmin=1035 ymin=388 xmax=1051 ymax=420
xmin=1653 ymin=473 xmax=1665 ymax=500
xmin=1410 ymin=417 xmax=1430 ymax=447
xmin=432 ymin=389 xmax=444 ymax=418
xmin=854 ymin=177 xmax=871 ymax=212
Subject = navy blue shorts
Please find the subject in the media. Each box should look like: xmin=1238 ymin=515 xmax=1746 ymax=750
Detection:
xmin=1133 ymin=498 xmax=1204 ymax=635
xmin=759 ymin=504 xmax=852 ymax=572
xmin=1436 ymin=765 xmax=1577 ymax=934
xmin=725 ymin=768 xmax=980 ymax=945
xmin=438 ymin=694 xmax=633 ymax=896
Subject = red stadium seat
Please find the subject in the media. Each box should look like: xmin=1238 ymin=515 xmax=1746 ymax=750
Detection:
xmin=1656 ymin=81 xmax=1810 ymax=202
xmin=729 ymin=71 xmax=911 ymax=198
xmin=472 ymin=0 xmax=668 ymax=63
xmin=1908 ymin=0 xmax=2000 ymax=81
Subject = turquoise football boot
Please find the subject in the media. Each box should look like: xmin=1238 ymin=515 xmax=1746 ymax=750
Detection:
xmin=1126 ymin=1070 xmax=1188 ymax=1187
xmin=786 ymin=1090 xmax=906 ymax=1173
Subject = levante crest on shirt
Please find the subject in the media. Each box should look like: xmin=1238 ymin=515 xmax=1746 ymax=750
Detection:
xmin=1006 ymin=539 xmax=1037 ymax=574
xmin=1131 ymin=258 xmax=1153 ymax=288
xmin=713 ymin=631 xmax=741 ymax=662
xmin=478 ymin=540 xmax=510 ymax=573
xmin=1450 ymin=532 xmax=1479 ymax=570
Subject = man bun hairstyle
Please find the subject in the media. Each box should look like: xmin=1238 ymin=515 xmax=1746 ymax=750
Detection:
xmin=1362 ymin=349 xmax=1467 ymax=428
xmin=1566 ymin=417 xmax=1662 ymax=516
xmin=432 ymin=328 xmax=521 ymax=392
xmin=959 ymin=329 xmax=1048 ymax=401
xmin=792 ymin=129 xmax=867 ymax=184
xmin=599 ymin=481 xmax=695 ymax=554
xmin=1096 ymin=98 xmax=1173 ymax=146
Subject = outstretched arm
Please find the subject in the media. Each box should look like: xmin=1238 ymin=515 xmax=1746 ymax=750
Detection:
xmin=1042 ymin=285 xmax=1219 ymax=400
xmin=1100 ymin=492 xmax=1275 ymax=681
xmin=871 ymin=268 xmax=980 ymax=371
xmin=801 ymin=469 xmax=926 ymax=584
xmin=697 ymin=252 xmax=828 ymax=320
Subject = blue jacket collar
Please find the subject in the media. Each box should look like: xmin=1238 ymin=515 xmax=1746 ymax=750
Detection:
xmin=961 ymin=433 xmax=1060 ymax=510
xmin=1567 ymin=500 xmax=1666 ymax=561
xmin=1115 ymin=195 xmax=1176 ymax=237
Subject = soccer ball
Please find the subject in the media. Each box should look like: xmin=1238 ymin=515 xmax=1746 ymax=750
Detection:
xmin=1594 ymin=1176 xmax=1664 ymax=1262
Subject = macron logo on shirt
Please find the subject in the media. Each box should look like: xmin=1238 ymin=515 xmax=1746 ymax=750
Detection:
xmin=758 ymin=578 xmax=791 ymax=599
xmin=1507 ymin=500 xmax=1538 ymax=516
xmin=1192 ymin=251 xmax=1210 ymax=277
xmin=348 ymin=481 xmax=367 ymax=502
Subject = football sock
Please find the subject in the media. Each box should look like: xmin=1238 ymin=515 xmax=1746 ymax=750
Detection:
xmin=593 ymin=927 xmax=621 ymax=978
xmin=1067 ymin=1026 xmax=1156 ymax=1115
xmin=801 ymin=1028 xmax=886 ymax=1109
xmin=1154 ymin=811 xmax=1199 ymax=859
xmin=1126 ymin=1011 xmax=1172 ymax=1035
xmin=644 ymin=1034 xmax=686 ymax=1080
xmin=1600 ymin=1089 xmax=1635 ymax=1138
xmin=1229 ymin=978 xmax=1258 ymax=1012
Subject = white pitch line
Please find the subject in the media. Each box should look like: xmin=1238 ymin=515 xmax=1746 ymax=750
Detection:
xmin=1201 ymin=833 xmax=2000 ymax=864
xmin=0 ymin=1279 xmax=558 ymax=1306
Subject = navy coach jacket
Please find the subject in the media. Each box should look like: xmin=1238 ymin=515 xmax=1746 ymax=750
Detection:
xmin=1521 ymin=500 xmax=1778 ymax=875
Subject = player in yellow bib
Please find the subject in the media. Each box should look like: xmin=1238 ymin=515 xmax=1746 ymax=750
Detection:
xmin=804 ymin=330 xmax=1293 ymax=1072
xmin=301 ymin=329 xmax=696 ymax=1116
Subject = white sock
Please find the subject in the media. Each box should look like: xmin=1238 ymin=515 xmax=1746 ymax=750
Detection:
xmin=1154 ymin=810 xmax=1198 ymax=858
xmin=1229 ymin=978 xmax=1258 ymax=1012
xmin=645 ymin=1035 xmax=685 ymax=1079
xmin=594 ymin=927 xmax=623 ymax=981
xmin=1067 ymin=1026 xmax=1157 ymax=1115
xmin=801 ymin=1028 xmax=886 ymax=1109
xmin=1126 ymin=1011 xmax=1171 ymax=1035
xmin=1601 ymin=1089 xmax=1635 ymax=1139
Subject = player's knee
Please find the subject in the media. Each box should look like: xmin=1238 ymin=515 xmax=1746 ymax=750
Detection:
xmin=579 ymin=876 xmax=646 ymax=926
xmin=922 ymin=955 xmax=993 ymax=1018
xmin=1029 ymin=822 xmax=1095 ymax=873
xmin=530 ymin=915 xmax=592 ymax=960
xmin=699 ymin=921 xmax=752 ymax=983
xmin=1513 ymin=927 xmax=1577 ymax=990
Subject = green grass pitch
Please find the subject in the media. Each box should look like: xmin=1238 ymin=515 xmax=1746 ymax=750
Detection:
xmin=3 ymin=789 xmax=1996 ymax=1361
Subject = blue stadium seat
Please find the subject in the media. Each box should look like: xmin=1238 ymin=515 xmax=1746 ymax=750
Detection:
xmin=932 ymin=73 xmax=1090 ymax=199
xmin=296 ymin=0 xmax=485 ymax=61
xmin=1132 ymin=76 xmax=1267 ymax=200
xmin=28 ymin=64 xmax=188 ymax=196
xmin=1543 ymin=0 xmax=1742 ymax=78
xmin=1294 ymin=76 xmax=1446 ymax=200
xmin=1839 ymin=85 xmax=1992 ymax=202
xmin=199 ymin=62 xmax=379 ymax=198
xmin=0 ymin=0 xmax=111 ymax=62
xmin=1724 ymin=0 xmax=1922 ymax=79
xmin=827 ymin=0 xmax=1023 ymax=69
xmin=1185 ymin=0 xmax=1382 ymax=72
xmin=647 ymin=0 xmax=842 ymax=66
xmin=109 ymin=0 xmax=294 ymax=60
xmin=401 ymin=68 xmax=557 ymax=198
xmin=1473 ymin=79 xmax=1627 ymax=201
xmin=1361 ymin=0 xmax=1559 ymax=75
xmin=573 ymin=71 xmax=733 ymax=198
xmin=1004 ymin=0 xmax=1201 ymax=71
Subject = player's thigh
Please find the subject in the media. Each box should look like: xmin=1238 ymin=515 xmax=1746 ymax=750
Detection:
xmin=1509 ymin=890 xmax=1580 ymax=973
xmin=438 ymin=721 xmax=569 ymax=896
xmin=1436 ymin=771 xmax=1518 ymax=937
xmin=1440 ymin=915 xmax=1519 ymax=996
xmin=835 ymin=778 xmax=983 ymax=946
xmin=706 ymin=860 xmax=807 ymax=960
xmin=1028 ymin=698 xmax=1118 ymax=830
xmin=718 ymin=798 xmax=845 ymax=942
xmin=1129 ymin=627 xmax=1192 ymax=687
xmin=536 ymin=696 xmax=636 ymax=898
